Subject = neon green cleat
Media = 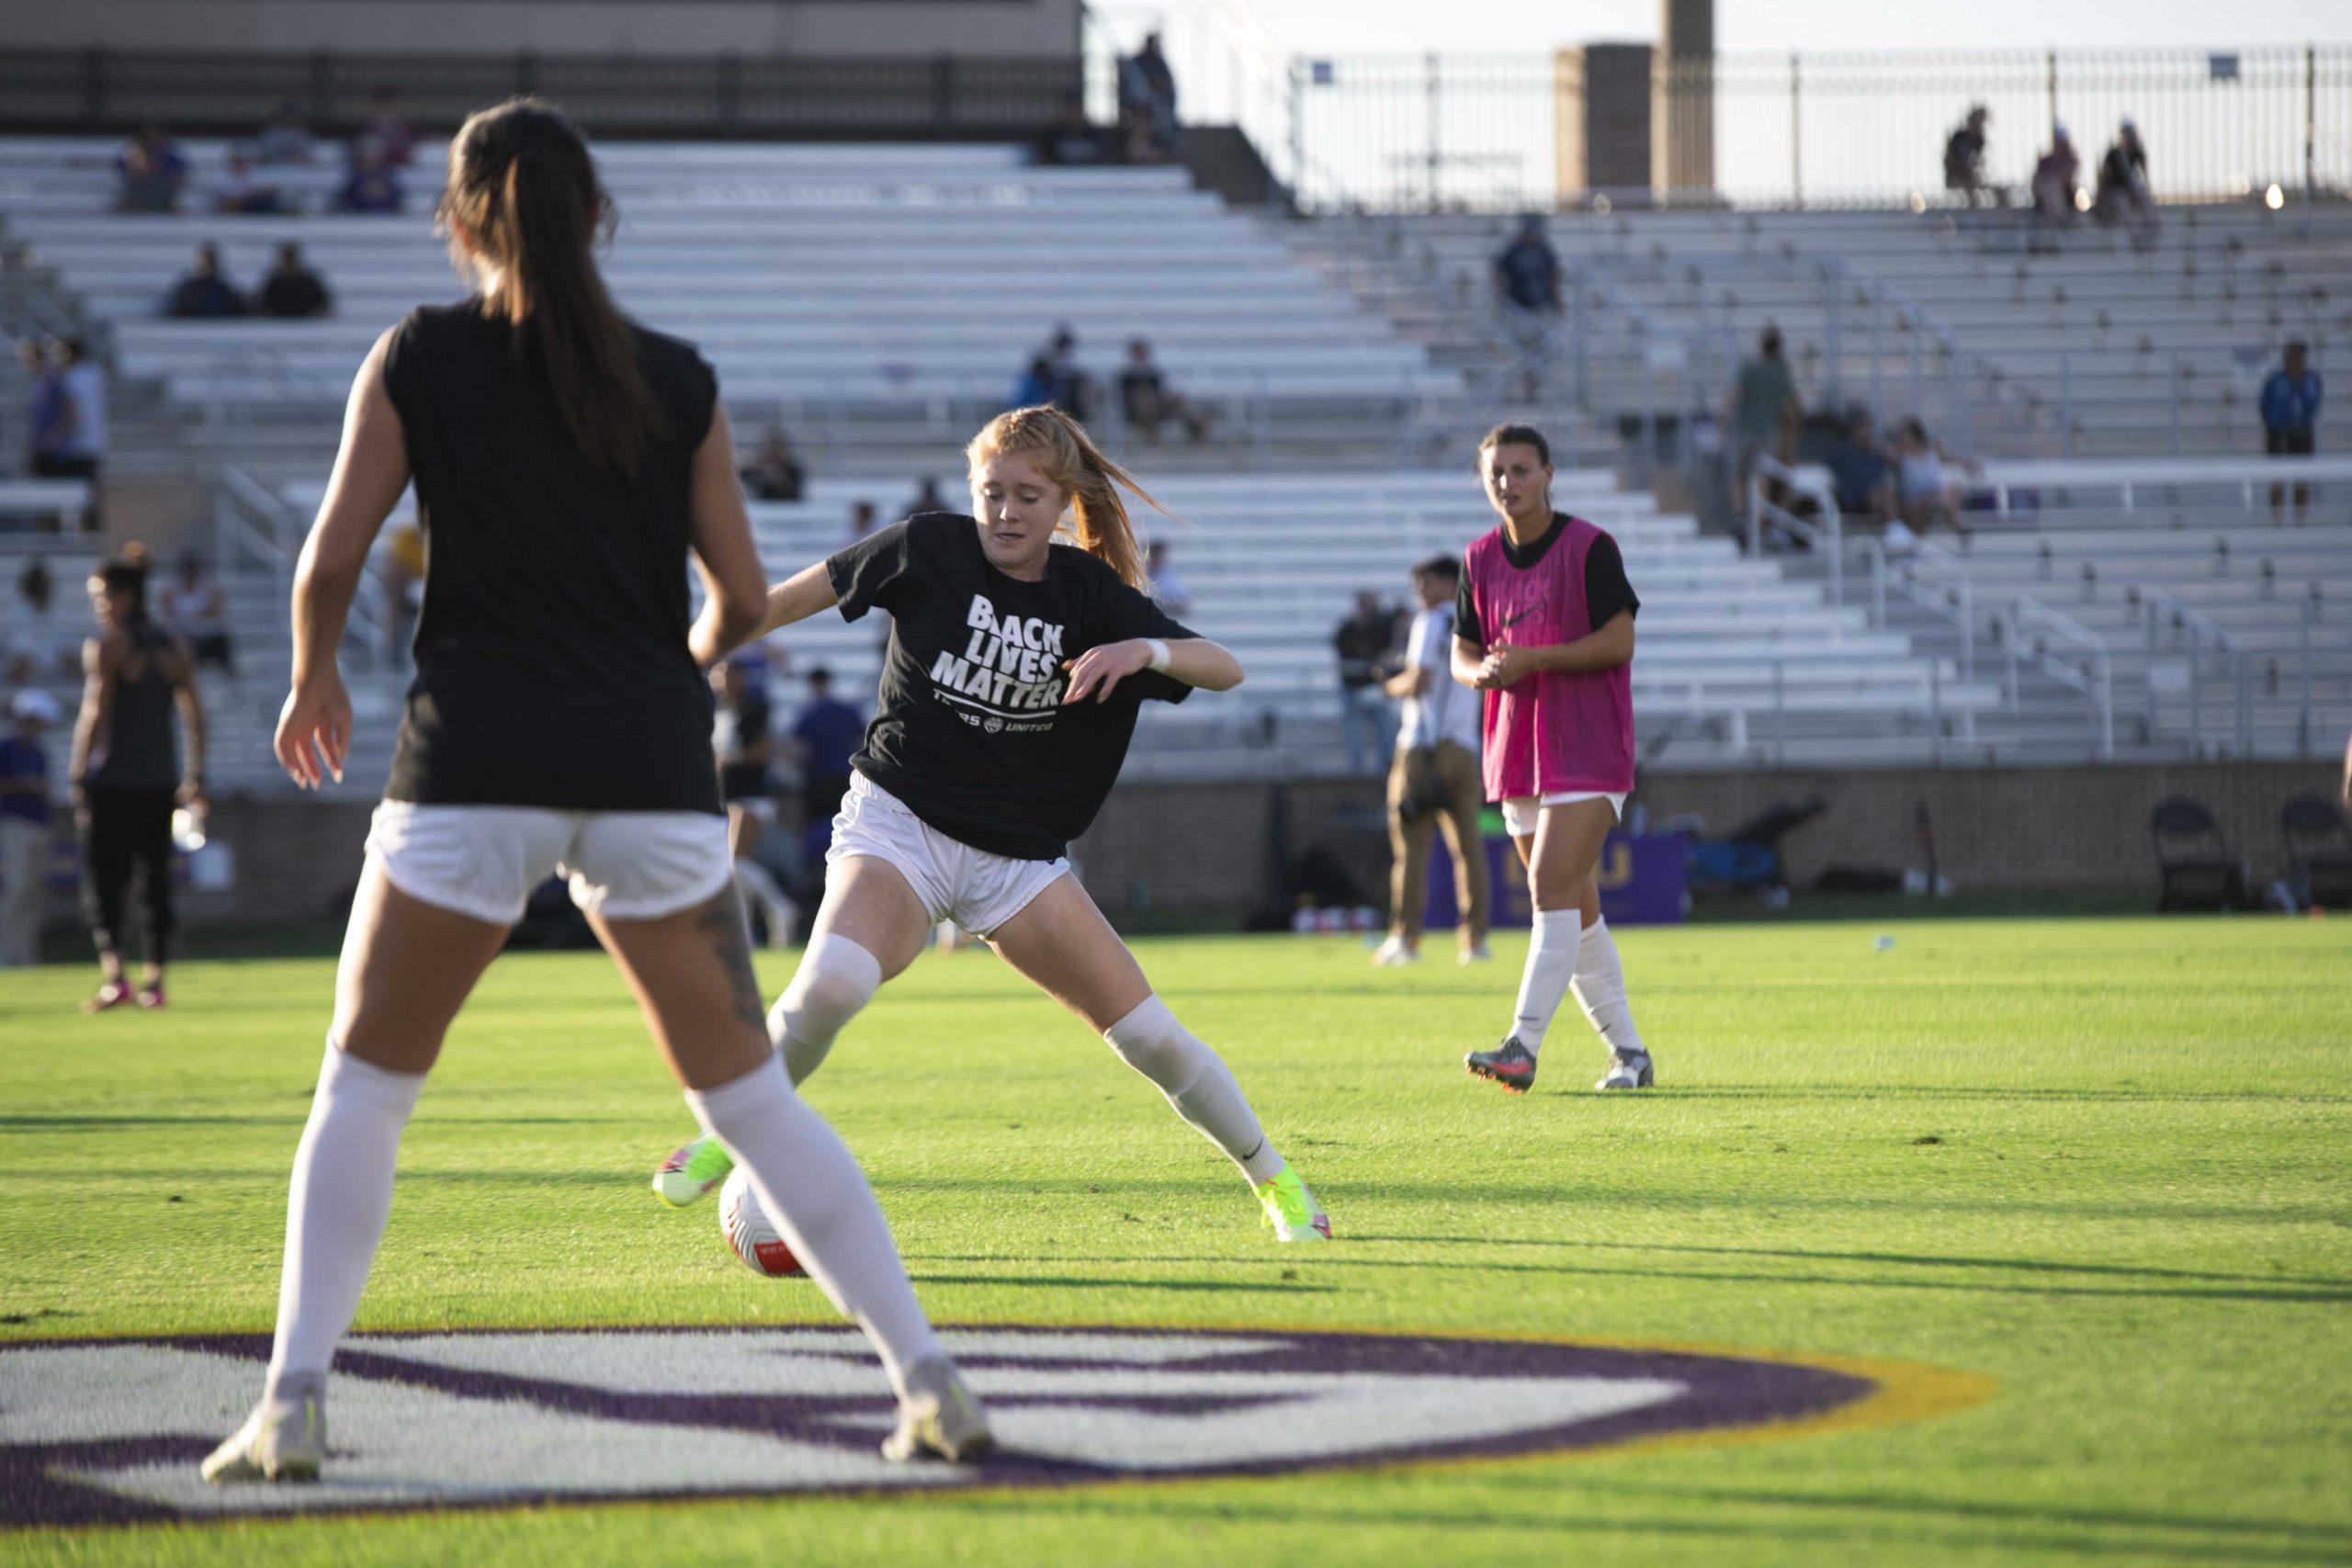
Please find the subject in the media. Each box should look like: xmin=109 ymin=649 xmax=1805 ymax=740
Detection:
xmin=652 ymin=1134 xmax=735 ymax=1207
xmin=1254 ymin=1167 xmax=1331 ymax=1243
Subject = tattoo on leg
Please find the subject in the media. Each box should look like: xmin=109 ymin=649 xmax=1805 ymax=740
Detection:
xmin=696 ymin=887 xmax=768 ymax=1032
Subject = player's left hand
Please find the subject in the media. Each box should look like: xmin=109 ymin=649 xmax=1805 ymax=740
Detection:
xmin=1062 ymin=639 xmax=1152 ymax=705
xmin=1476 ymin=647 xmax=1540 ymax=688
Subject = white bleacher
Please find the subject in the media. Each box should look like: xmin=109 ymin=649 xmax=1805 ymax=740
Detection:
xmin=0 ymin=138 xmax=1461 ymax=446
xmin=0 ymin=479 xmax=91 ymax=530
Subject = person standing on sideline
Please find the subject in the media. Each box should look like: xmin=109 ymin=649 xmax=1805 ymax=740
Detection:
xmin=1728 ymin=326 xmax=1798 ymax=532
xmin=1454 ymin=425 xmax=1653 ymax=1095
xmin=714 ymin=649 xmax=797 ymax=946
xmin=199 ymin=97 xmax=989 ymax=1487
xmin=1333 ymin=590 xmax=1398 ymax=773
xmin=1372 ymin=555 xmax=1489 ymax=969
xmin=789 ymin=664 xmax=864 ymax=834
xmin=2262 ymin=341 xmax=2322 ymax=522
xmin=0 ymin=691 xmax=60 ymax=967
xmin=165 ymin=551 xmax=236 ymax=674
xmin=70 ymin=550 xmax=206 ymax=1011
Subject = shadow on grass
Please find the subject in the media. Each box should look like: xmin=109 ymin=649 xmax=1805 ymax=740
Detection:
xmin=0 ymin=1112 xmax=624 ymax=1131
xmin=913 ymin=1272 xmax=1337 ymax=1294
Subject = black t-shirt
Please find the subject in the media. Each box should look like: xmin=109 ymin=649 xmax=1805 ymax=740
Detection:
xmin=827 ymin=513 xmax=1194 ymax=860
xmin=1454 ymin=513 xmax=1640 ymax=645
xmin=381 ymin=299 xmax=722 ymax=813
xmin=718 ymin=685 xmax=772 ymax=802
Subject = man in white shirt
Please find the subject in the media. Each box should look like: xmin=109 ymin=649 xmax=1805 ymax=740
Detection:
xmin=1373 ymin=556 xmax=1491 ymax=966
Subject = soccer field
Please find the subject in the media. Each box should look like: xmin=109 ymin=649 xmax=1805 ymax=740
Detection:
xmin=2 ymin=916 xmax=2346 ymax=1566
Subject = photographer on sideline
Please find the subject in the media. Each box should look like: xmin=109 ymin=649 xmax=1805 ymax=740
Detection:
xmin=1372 ymin=556 xmax=1490 ymax=967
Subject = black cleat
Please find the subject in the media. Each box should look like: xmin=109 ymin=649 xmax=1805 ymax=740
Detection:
xmin=1466 ymin=1037 xmax=1538 ymax=1094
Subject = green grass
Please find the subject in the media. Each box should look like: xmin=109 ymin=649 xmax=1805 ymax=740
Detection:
xmin=2 ymin=917 xmax=2347 ymax=1566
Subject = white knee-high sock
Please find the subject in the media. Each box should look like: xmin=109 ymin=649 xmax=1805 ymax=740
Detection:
xmin=1104 ymin=997 xmax=1285 ymax=1185
xmin=265 ymin=1043 xmax=425 ymax=1400
xmin=766 ymin=933 xmax=882 ymax=1087
xmin=684 ymin=1055 xmax=940 ymax=1397
xmin=1569 ymin=916 xmax=1645 ymax=1058
xmin=1509 ymin=908 xmax=1584 ymax=1054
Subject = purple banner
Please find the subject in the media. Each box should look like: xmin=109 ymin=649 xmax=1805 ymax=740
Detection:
xmin=1422 ymin=831 xmax=1688 ymax=929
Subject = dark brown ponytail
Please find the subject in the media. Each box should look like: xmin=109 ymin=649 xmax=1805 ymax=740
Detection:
xmin=437 ymin=97 xmax=660 ymax=472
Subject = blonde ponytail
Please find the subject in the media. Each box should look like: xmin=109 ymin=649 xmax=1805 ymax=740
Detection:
xmin=967 ymin=404 xmax=1171 ymax=590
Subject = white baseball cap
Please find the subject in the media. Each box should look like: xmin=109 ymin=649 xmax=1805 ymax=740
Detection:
xmin=9 ymin=690 xmax=61 ymax=724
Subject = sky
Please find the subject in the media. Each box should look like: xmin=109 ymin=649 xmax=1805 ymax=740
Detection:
xmin=1241 ymin=1 xmax=2349 ymax=55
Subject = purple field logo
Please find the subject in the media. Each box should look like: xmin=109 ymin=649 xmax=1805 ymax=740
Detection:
xmin=0 ymin=1325 xmax=1924 ymax=1525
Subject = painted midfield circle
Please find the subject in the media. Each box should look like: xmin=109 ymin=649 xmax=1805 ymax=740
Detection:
xmin=0 ymin=1325 xmax=1884 ymax=1524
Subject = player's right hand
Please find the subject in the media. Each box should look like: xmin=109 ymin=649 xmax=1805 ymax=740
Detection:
xmin=275 ymin=675 xmax=352 ymax=789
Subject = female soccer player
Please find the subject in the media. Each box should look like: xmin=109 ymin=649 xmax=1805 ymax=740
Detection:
xmin=202 ymin=98 xmax=986 ymax=1484
xmin=71 ymin=548 xmax=206 ymax=1011
xmin=1453 ymin=424 xmax=1655 ymax=1095
xmin=652 ymin=406 xmax=1330 ymax=1244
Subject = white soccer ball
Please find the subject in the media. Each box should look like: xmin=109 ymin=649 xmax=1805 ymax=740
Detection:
xmin=718 ymin=1168 xmax=806 ymax=1278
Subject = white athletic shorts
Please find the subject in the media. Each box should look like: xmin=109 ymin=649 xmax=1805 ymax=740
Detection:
xmin=827 ymin=772 xmax=1069 ymax=938
xmin=1500 ymin=791 xmax=1628 ymax=838
xmin=365 ymin=801 xmax=735 ymax=927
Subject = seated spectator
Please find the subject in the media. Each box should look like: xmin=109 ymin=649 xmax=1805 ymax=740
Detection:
xmin=2030 ymin=126 xmax=2081 ymax=225
xmin=1493 ymin=215 xmax=1562 ymax=312
xmin=164 ymin=552 xmax=234 ymax=674
xmin=2093 ymin=120 xmax=2156 ymax=237
xmin=164 ymin=244 xmax=247 ymax=320
xmin=360 ymin=85 xmax=419 ymax=167
xmin=334 ymin=149 xmax=405 ymax=215
xmin=1035 ymin=96 xmax=1109 ymax=166
xmin=1820 ymin=408 xmax=1895 ymax=523
xmin=254 ymin=104 xmax=317 ymax=165
xmin=257 ymin=243 xmax=332 ymax=319
xmin=741 ymin=424 xmax=806 ymax=502
xmin=210 ymin=149 xmax=290 ymax=216
xmin=1041 ymin=325 xmax=1093 ymax=421
xmin=1011 ymin=353 xmax=1056 ymax=410
xmin=1118 ymin=339 xmax=1207 ymax=443
xmin=114 ymin=127 xmax=188 ymax=214
xmin=1941 ymin=106 xmax=2005 ymax=209
xmin=846 ymin=500 xmax=879 ymax=544
xmin=1144 ymin=540 xmax=1193 ymax=618
xmin=4 ymin=558 xmax=80 ymax=682
xmin=1892 ymin=419 xmax=1968 ymax=541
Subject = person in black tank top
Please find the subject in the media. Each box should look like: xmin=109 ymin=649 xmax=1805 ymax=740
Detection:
xmin=203 ymin=98 xmax=983 ymax=1489
xmin=69 ymin=552 xmax=207 ymax=1011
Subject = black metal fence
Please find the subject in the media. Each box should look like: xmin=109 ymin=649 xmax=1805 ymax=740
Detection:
xmin=0 ymin=48 xmax=1080 ymax=141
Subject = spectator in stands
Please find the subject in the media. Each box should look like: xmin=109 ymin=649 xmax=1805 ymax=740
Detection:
xmin=1942 ymin=106 xmax=2005 ymax=209
xmin=360 ymin=85 xmax=419 ymax=167
xmin=1334 ymin=590 xmax=1401 ymax=773
xmin=741 ymin=424 xmax=806 ymax=502
xmin=257 ymin=243 xmax=333 ymax=320
xmin=2262 ymin=340 xmax=2323 ymax=522
xmin=113 ymin=127 xmax=188 ymax=214
xmin=1145 ymin=539 xmax=1193 ymax=618
xmin=36 ymin=340 xmax=106 ymax=529
xmin=1012 ymin=353 xmax=1057 ymax=410
xmin=1728 ymin=325 xmax=1800 ymax=526
xmin=789 ymin=664 xmax=865 ymax=838
xmin=164 ymin=244 xmax=248 ymax=320
xmin=19 ymin=340 xmax=64 ymax=481
xmin=902 ymin=475 xmax=948 ymax=518
xmin=1821 ymin=408 xmax=1896 ymax=524
xmin=1493 ymin=215 xmax=1563 ymax=312
xmin=1119 ymin=339 xmax=1207 ymax=443
xmin=1040 ymin=325 xmax=1094 ymax=421
xmin=2094 ymin=119 xmax=2156 ymax=240
xmin=1892 ymin=418 xmax=1967 ymax=542
xmin=6 ymin=558 xmax=81 ymax=682
xmin=210 ymin=149 xmax=290 ymax=216
xmin=334 ymin=147 xmax=406 ymax=215
xmin=0 ymin=688 xmax=59 ymax=968
xmin=1035 ymin=96 xmax=1109 ymax=166
xmin=164 ymin=552 xmax=235 ymax=675
xmin=847 ymin=499 xmax=878 ymax=544
xmin=1118 ymin=32 xmax=1180 ymax=162
xmin=254 ymin=104 xmax=317 ymax=165
xmin=2031 ymin=126 xmax=2081 ymax=227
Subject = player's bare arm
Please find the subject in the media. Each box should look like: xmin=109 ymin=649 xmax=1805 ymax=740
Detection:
xmin=752 ymin=561 xmax=841 ymax=640
xmin=1064 ymin=636 xmax=1242 ymax=705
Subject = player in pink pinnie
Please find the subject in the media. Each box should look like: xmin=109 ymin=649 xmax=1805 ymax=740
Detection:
xmin=1453 ymin=423 xmax=1654 ymax=1095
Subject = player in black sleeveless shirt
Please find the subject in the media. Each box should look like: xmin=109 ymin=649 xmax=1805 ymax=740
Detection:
xmin=202 ymin=98 xmax=985 ymax=1488
xmin=649 ymin=407 xmax=1332 ymax=1246
xmin=68 ymin=551 xmax=207 ymax=1011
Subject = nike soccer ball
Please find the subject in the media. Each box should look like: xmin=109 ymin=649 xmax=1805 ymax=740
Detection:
xmin=718 ymin=1168 xmax=806 ymax=1278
